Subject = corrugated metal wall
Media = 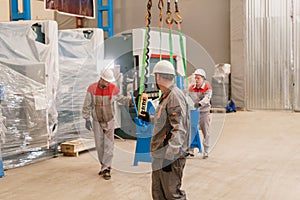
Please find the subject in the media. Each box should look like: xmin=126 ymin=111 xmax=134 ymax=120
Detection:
xmin=294 ymin=0 xmax=300 ymax=111
xmin=246 ymin=0 xmax=294 ymax=110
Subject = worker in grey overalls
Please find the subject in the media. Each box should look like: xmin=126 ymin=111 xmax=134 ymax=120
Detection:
xmin=82 ymin=68 xmax=130 ymax=180
xmin=188 ymin=68 xmax=212 ymax=159
xmin=139 ymin=60 xmax=190 ymax=200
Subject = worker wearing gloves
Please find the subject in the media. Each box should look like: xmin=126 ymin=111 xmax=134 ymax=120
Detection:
xmin=140 ymin=60 xmax=190 ymax=200
xmin=188 ymin=68 xmax=212 ymax=159
xmin=82 ymin=68 xmax=131 ymax=180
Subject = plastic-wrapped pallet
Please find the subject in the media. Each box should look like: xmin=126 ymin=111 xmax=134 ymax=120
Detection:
xmin=0 ymin=20 xmax=59 ymax=169
xmin=56 ymin=28 xmax=104 ymax=143
xmin=211 ymin=64 xmax=231 ymax=108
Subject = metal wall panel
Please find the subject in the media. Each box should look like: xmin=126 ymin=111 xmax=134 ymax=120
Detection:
xmin=246 ymin=0 xmax=293 ymax=110
xmin=294 ymin=0 xmax=300 ymax=111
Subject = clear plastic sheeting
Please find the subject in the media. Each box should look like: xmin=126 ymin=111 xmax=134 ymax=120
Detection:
xmin=56 ymin=28 xmax=104 ymax=143
xmin=0 ymin=85 xmax=6 ymax=143
xmin=0 ymin=20 xmax=59 ymax=169
xmin=211 ymin=63 xmax=231 ymax=108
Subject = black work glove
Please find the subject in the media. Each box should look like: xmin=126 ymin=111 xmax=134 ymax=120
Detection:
xmin=162 ymin=159 xmax=172 ymax=172
xmin=138 ymin=111 xmax=150 ymax=122
xmin=194 ymin=102 xmax=201 ymax=108
xmin=85 ymin=120 xmax=92 ymax=131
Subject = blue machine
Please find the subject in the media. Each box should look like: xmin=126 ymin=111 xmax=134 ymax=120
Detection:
xmin=133 ymin=101 xmax=155 ymax=166
xmin=176 ymin=76 xmax=185 ymax=90
xmin=176 ymin=75 xmax=202 ymax=152
xmin=133 ymin=108 xmax=203 ymax=166
xmin=131 ymin=73 xmax=203 ymax=166
xmin=132 ymin=105 xmax=203 ymax=166
xmin=190 ymin=110 xmax=203 ymax=153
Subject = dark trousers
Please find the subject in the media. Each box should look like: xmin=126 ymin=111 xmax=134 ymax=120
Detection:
xmin=152 ymin=158 xmax=187 ymax=200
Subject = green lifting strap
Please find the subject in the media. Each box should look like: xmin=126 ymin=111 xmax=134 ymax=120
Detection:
xmin=159 ymin=27 xmax=162 ymax=61
xmin=166 ymin=1 xmax=174 ymax=66
xmin=168 ymin=28 xmax=174 ymax=65
xmin=172 ymin=0 xmax=186 ymax=76
xmin=174 ymin=0 xmax=187 ymax=87
xmin=158 ymin=0 xmax=164 ymax=60
xmin=178 ymin=26 xmax=186 ymax=76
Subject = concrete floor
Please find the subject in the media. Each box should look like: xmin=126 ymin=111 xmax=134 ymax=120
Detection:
xmin=1 ymin=111 xmax=300 ymax=200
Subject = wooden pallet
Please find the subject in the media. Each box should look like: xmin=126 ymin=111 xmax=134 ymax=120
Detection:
xmin=60 ymin=138 xmax=95 ymax=157
xmin=210 ymin=107 xmax=226 ymax=113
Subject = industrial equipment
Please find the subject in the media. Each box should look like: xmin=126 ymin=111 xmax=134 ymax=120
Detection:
xmin=0 ymin=20 xmax=59 ymax=169
xmin=57 ymin=28 xmax=104 ymax=142
xmin=105 ymin=28 xmax=187 ymax=140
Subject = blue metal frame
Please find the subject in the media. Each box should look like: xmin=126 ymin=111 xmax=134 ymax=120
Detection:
xmin=133 ymin=102 xmax=155 ymax=166
xmin=10 ymin=0 xmax=31 ymax=21
xmin=190 ymin=110 xmax=203 ymax=153
xmin=0 ymin=150 xmax=4 ymax=178
xmin=176 ymin=76 xmax=185 ymax=90
xmin=98 ymin=0 xmax=114 ymax=37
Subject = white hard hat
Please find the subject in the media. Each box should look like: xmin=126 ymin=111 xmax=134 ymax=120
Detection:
xmin=101 ymin=69 xmax=115 ymax=82
xmin=152 ymin=60 xmax=176 ymax=75
xmin=194 ymin=68 xmax=206 ymax=79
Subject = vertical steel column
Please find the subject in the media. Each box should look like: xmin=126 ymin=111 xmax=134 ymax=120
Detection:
xmin=98 ymin=0 xmax=114 ymax=37
xmin=108 ymin=0 xmax=114 ymax=37
xmin=10 ymin=0 xmax=31 ymax=21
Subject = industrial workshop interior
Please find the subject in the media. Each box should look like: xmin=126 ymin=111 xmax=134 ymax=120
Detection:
xmin=0 ymin=0 xmax=300 ymax=199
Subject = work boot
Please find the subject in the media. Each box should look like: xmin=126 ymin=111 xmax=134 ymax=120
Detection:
xmin=102 ymin=169 xmax=111 ymax=180
xmin=185 ymin=152 xmax=194 ymax=158
xmin=185 ymin=149 xmax=195 ymax=158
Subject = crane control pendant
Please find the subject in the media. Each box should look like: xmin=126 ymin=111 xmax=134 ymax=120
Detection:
xmin=138 ymin=93 xmax=149 ymax=116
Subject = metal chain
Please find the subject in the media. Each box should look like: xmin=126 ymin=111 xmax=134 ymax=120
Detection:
xmin=174 ymin=0 xmax=182 ymax=24
xmin=145 ymin=0 xmax=152 ymax=26
xmin=158 ymin=0 xmax=164 ymax=25
xmin=166 ymin=0 xmax=173 ymax=25
xmin=139 ymin=0 xmax=153 ymax=96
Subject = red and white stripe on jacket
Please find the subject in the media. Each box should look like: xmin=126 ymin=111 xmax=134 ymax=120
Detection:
xmin=82 ymin=82 xmax=123 ymax=122
xmin=188 ymin=82 xmax=212 ymax=112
